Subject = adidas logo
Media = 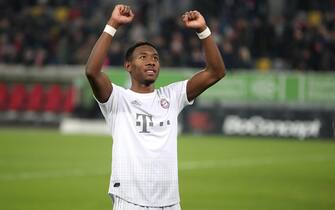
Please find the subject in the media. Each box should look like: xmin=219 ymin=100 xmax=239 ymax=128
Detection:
xmin=131 ymin=100 xmax=141 ymax=106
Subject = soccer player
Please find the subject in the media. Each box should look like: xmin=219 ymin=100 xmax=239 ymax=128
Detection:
xmin=85 ymin=4 xmax=225 ymax=210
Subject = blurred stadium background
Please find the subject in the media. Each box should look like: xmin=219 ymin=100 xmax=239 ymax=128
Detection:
xmin=0 ymin=0 xmax=335 ymax=210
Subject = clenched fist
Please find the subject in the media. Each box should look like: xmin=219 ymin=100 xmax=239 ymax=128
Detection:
xmin=182 ymin=10 xmax=207 ymax=32
xmin=108 ymin=5 xmax=134 ymax=28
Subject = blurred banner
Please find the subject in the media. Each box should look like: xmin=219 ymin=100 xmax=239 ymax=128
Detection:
xmin=198 ymin=71 xmax=335 ymax=107
xmin=182 ymin=106 xmax=335 ymax=139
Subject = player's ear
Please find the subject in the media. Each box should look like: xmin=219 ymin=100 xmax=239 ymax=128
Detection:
xmin=124 ymin=61 xmax=131 ymax=73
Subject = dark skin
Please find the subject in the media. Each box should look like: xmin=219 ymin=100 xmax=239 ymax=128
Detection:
xmin=86 ymin=4 xmax=225 ymax=102
xmin=125 ymin=45 xmax=160 ymax=93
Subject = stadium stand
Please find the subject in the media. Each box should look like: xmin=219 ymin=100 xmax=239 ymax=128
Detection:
xmin=1 ymin=0 xmax=334 ymax=71
xmin=0 ymin=83 xmax=8 ymax=111
xmin=0 ymin=80 xmax=77 ymax=124
xmin=8 ymin=83 xmax=27 ymax=112
xmin=44 ymin=84 xmax=63 ymax=113
xmin=26 ymin=83 xmax=44 ymax=112
xmin=63 ymin=85 xmax=76 ymax=114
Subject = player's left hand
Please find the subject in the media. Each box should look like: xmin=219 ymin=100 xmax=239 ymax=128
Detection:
xmin=182 ymin=10 xmax=207 ymax=32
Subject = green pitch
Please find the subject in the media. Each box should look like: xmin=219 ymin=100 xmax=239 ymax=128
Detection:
xmin=0 ymin=128 xmax=334 ymax=210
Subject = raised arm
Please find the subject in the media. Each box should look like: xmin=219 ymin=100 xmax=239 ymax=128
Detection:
xmin=182 ymin=11 xmax=226 ymax=102
xmin=85 ymin=5 xmax=134 ymax=103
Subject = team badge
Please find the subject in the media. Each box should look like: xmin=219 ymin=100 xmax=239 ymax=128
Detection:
xmin=160 ymin=98 xmax=170 ymax=109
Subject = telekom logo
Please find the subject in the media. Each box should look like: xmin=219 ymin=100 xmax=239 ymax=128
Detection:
xmin=136 ymin=113 xmax=153 ymax=133
xmin=136 ymin=113 xmax=170 ymax=133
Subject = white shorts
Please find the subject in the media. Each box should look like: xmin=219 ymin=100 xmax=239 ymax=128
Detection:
xmin=111 ymin=195 xmax=181 ymax=210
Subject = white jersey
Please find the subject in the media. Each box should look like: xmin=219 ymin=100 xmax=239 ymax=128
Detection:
xmin=96 ymin=80 xmax=193 ymax=207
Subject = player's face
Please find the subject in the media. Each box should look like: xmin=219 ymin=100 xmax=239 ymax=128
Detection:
xmin=126 ymin=45 xmax=160 ymax=85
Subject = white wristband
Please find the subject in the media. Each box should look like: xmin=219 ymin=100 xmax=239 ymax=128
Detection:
xmin=196 ymin=27 xmax=211 ymax=39
xmin=103 ymin=24 xmax=117 ymax=37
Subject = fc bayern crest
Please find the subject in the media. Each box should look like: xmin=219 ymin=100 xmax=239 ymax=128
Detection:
xmin=160 ymin=98 xmax=170 ymax=109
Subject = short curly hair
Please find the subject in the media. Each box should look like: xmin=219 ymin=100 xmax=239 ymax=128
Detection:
xmin=124 ymin=41 xmax=158 ymax=62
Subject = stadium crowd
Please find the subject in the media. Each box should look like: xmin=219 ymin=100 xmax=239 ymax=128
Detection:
xmin=1 ymin=0 xmax=335 ymax=71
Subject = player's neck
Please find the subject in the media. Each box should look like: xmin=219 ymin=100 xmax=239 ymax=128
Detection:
xmin=130 ymin=82 xmax=155 ymax=93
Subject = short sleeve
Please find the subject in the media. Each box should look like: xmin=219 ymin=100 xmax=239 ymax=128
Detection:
xmin=165 ymin=80 xmax=194 ymax=113
xmin=94 ymin=83 xmax=121 ymax=119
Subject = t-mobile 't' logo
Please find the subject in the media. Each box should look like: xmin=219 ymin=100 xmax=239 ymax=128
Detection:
xmin=136 ymin=113 xmax=153 ymax=133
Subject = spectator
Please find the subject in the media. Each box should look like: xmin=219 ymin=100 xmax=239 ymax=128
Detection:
xmin=0 ymin=0 xmax=334 ymax=71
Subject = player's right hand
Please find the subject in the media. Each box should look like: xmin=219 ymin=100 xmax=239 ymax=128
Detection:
xmin=108 ymin=5 xmax=134 ymax=29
